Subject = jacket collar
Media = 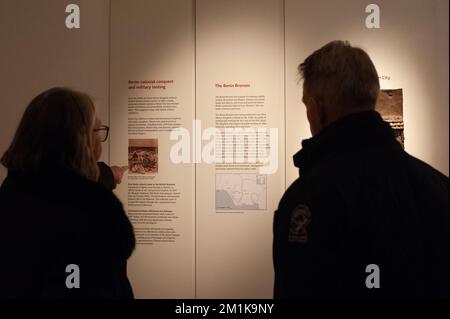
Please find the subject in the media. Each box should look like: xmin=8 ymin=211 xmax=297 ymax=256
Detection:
xmin=293 ymin=110 xmax=401 ymax=175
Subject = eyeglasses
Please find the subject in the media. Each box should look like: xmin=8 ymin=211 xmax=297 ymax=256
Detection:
xmin=94 ymin=125 xmax=110 ymax=142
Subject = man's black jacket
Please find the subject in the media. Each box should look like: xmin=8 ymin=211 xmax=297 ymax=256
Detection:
xmin=273 ymin=110 xmax=449 ymax=298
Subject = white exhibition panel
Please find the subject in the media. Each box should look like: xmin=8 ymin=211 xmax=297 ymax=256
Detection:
xmin=195 ymin=0 xmax=285 ymax=299
xmin=110 ymin=0 xmax=196 ymax=298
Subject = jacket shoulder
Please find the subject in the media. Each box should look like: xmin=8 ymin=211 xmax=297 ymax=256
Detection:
xmin=404 ymin=153 xmax=449 ymax=185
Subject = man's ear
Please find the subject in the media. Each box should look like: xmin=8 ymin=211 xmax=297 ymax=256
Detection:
xmin=313 ymin=96 xmax=327 ymax=127
xmin=311 ymin=96 xmax=328 ymax=128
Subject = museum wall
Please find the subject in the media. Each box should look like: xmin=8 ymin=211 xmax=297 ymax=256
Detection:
xmin=0 ymin=0 xmax=448 ymax=299
xmin=110 ymin=0 xmax=449 ymax=299
xmin=0 ymin=0 xmax=111 ymax=183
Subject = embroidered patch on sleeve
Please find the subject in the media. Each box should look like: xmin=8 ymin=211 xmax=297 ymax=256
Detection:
xmin=288 ymin=204 xmax=312 ymax=243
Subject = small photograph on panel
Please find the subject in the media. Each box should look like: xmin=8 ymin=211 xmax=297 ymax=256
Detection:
xmin=376 ymin=89 xmax=404 ymax=147
xmin=128 ymin=139 xmax=158 ymax=175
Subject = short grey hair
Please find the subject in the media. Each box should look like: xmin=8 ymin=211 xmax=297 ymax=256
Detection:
xmin=299 ymin=40 xmax=380 ymax=110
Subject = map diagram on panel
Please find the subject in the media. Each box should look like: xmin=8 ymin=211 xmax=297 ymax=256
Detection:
xmin=376 ymin=89 xmax=404 ymax=147
xmin=216 ymin=174 xmax=267 ymax=211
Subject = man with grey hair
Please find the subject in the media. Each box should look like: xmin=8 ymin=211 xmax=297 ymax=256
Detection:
xmin=273 ymin=41 xmax=448 ymax=298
